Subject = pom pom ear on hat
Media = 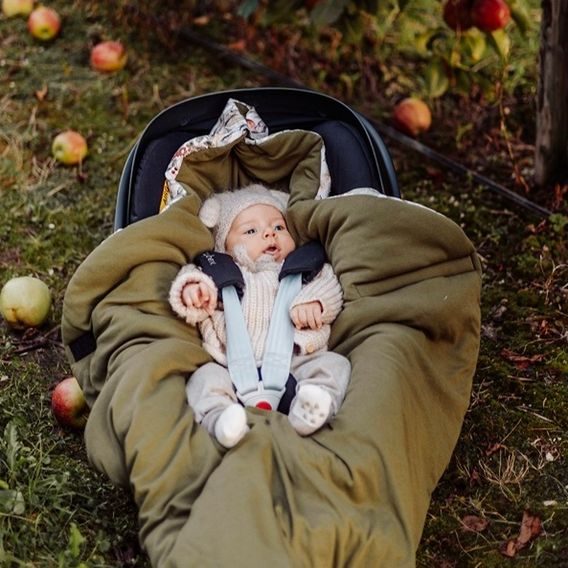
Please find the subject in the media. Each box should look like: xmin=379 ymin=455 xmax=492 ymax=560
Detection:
xmin=269 ymin=189 xmax=290 ymax=211
xmin=199 ymin=195 xmax=221 ymax=228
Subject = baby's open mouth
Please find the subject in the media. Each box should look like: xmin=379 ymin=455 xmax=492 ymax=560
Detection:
xmin=264 ymin=245 xmax=279 ymax=255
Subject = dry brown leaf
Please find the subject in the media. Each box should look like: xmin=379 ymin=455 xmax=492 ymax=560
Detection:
xmin=517 ymin=510 xmax=542 ymax=545
xmin=500 ymin=538 xmax=518 ymax=558
xmin=35 ymin=85 xmax=48 ymax=101
xmin=500 ymin=348 xmax=545 ymax=370
xmin=192 ymin=15 xmax=210 ymax=26
xmin=499 ymin=510 xmax=542 ymax=558
xmin=461 ymin=515 xmax=489 ymax=533
xmin=227 ymin=39 xmax=247 ymax=52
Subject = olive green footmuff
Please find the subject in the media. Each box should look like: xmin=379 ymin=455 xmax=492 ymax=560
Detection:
xmin=62 ymin=127 xmax=481 ymax=567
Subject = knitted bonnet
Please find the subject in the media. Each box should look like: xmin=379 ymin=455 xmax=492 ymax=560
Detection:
xmin=199 ymin=184 xmax=290 ymax=252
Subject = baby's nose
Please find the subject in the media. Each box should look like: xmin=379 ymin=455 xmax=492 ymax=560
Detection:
xmin=263 ymin=227 xmax=275 ymax=238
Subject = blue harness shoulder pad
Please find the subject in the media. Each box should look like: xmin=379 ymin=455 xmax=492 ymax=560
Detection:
xmin=279 ymin=241 xmax=326 ymax=284
xmin=195 ymin=251 xmax=244 ymax=297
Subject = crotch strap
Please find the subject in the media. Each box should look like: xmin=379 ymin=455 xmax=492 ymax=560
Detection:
xmin=222 ymin=273 xmax=302 ymax=410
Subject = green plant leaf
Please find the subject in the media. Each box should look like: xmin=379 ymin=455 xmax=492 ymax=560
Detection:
xmin=463 ymin=29 xmax=487 ymax=63
xmin=4 ymin=422 xmax=20 ymax=474
xmin=425 ymin=59 xmax=449 ymax=98
xmin=310 ymin=0 xmax=350 ymax=27
xmin=68 ymin=523 xmax=86 ymax=558
xmin=487 ymin=29 xmax=511 ymax=59
xmin=550 ymin=214 xmax=568 ymax=234
xmin=509 ymin=0 xmax=532 ymax=35
xmin=0 ymin=490 xmax=25 ymax=515
xmin=414 ymin=31 xmax=438 ymax=55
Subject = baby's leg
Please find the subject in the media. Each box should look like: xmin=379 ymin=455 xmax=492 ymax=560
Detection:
xmin=186 ymin=362 xmax=248 ymax=448
xmin=288 ymin=351 xmax=351 ymax=436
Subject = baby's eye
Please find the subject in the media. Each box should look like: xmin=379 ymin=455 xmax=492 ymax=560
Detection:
xmin=245 ymin=228 xmax=257 ymax=235
xmin=274 ymin=224 xmax=286 ymax=232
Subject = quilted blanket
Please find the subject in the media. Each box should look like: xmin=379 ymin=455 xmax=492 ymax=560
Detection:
xmin=61 ymin=100 xmax=481 ymax=567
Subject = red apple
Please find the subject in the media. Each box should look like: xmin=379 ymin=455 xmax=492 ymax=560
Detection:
xmin=51 ymin=377 xmax=89 ymax=429
xmin=90 ymin=40 xmax=127 ymax=73
xmin=0 ymin=276 xmax=51 ymax=329
xmin=51 ymin=130 xmax=88 ymax=165
xmin=27 ymin=6 xmax=60 ymax=40
xmin=471 ymin=0 xmax=511 ymax=31
xmin=392 ymin=98 xmax=432 ymax=137
xmin=2 ymin=0 xmax=33 ymax=17
xmin=443 ymin=0 xmax=474 ymax=31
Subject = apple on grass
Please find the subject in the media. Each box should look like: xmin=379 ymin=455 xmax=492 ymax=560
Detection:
xmin=471 ymin=0 xmax=511 ymax=31
xmin=27 ymin=6 xmax=60 ymax=41
xmin=392 ymin=98 xmax=432 ymax=137
xmin=0 ymin=276 xmax=51 ymax=329
xmin=51 ymin=130 xmax=88 ymax=165
xmin=51 ymin=377 xmax=89 ymax=429
xmin=2 ymin=0 xmax=33 ymax=17
xmin=443 ymin=0 xmax=474 ymax=31
xmin=90 ymin=40 xmax=127 ymax=72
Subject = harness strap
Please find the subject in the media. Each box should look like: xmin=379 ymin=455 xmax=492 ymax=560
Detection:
xmin=222 ymin=285 xmax=259 ymax=396
xmin=261 ymin=273 xmax=302 ymax=391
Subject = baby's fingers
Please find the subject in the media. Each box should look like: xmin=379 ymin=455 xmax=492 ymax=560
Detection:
xmin=199 ymin=282 xmax=217 ymax=314
xmin=207 ymin=287 xmax=218 ymax=314
xmin=305 ymin=308 xmax=318 ymax=330
xmin=313 ymin=306 xmax=323 ymax=329
xmin=189 ymin=286 xmax=205 ymax=308
xmin=290 ymin=306 xmax=303 ymax=329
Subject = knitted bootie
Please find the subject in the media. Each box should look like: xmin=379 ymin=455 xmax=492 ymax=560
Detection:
xmin=288 ymin=384 xmax=332 ymax=436
xmin=215 ymin=404 xmax=249 ymax=448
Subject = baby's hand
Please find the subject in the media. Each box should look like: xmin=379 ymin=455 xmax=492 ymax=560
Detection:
xmin=291 ymin=301 xmax=323 ymax=330
xmin=182 ymin=282 xmax=217 ymax=315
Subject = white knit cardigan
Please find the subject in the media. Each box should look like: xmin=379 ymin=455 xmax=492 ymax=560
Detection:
xmin=169 ymin=262 xmax=344 ymax=366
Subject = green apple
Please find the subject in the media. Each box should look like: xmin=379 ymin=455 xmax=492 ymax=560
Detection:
xmin=2 ymin=0 xmax=34 ymax=17
xmin=0 ymin=276 xmax=52 ymax=329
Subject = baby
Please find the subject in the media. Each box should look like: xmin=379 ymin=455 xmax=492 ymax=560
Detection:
xmin=169 ymin=184 xmax=350 ymax=448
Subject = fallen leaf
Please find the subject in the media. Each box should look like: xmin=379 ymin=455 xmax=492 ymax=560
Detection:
xmin=517 ymin=510 xmax=542 ymax=545
xmin=35 ymin=84 xmax=48 ymax=101
xmin=499 ymin=510 xmax=542 ymax=558
xmin=461 ymin=515 xmax=489 ymax=532
xmin=227 ymin=39 xmax=247 ymax=52
xmin=500 ymin=348 xmax=545 ymax=370
xmin=192 ymin=15 xmax=210 ymax=26
xmin=500 ymin=538 xmax=518 ymax=558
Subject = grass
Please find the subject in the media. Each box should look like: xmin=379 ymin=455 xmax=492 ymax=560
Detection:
xmin=1 ymin=0 xmax=567 ymax=566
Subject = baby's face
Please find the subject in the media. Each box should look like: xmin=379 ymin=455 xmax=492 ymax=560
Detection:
xmin=225 ymin=204 xmax=296 ymax=262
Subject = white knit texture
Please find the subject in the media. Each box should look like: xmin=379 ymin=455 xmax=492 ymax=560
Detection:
xmin=169 ymin=264 xmax=217 ymax=326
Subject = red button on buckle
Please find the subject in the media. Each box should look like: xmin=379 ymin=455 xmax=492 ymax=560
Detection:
xmin=255 ymin=401 xmax=272 ymax=411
